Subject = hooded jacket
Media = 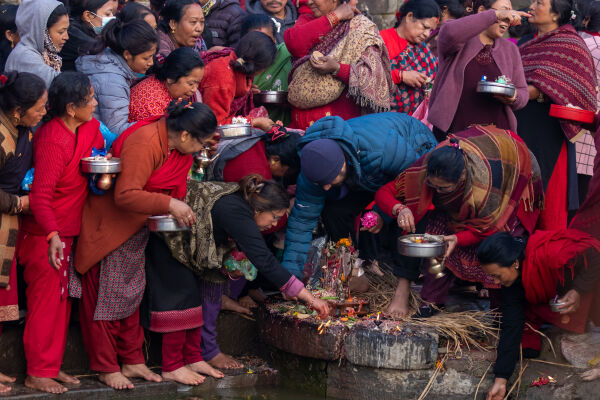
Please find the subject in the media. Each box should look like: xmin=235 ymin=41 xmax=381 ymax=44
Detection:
xmin=281 ymin=113 xmax=438 ymax=278
xmin=245 ymin=0 xmax=298 ymax=44
xmin=205 ymin=0 xmax=247 ymax=47
xmin=5 ymin=0 xmax=62 ymax=88
xmin=76 ymin=48 xmax=138 ymax=135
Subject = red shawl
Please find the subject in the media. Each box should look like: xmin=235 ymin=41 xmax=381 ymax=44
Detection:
xmin=522 ymin=229 xmax=600 ymax=304
xmin=519 ymin=25 xmax=597 ymax=141
xmin=110 ymin=116 xmax=192 ymax=199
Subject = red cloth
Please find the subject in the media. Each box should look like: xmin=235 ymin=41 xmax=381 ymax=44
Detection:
xmin=380 ymin=28 xmax=408 ymax=60
xmin=23 ymin=117 xmax=104 ymax=236
xmin=161 ymin=328 xmax=204 ymax=372
xmin=223 ymin=141 xmax=273 ymax=182
xmin=80 ymin=264 xmax=145 ymax=373
xmin=111 ymin=116 xmax=192 ymax=199
xmin=19 ymin=234 xmax=73 ymax=377
xmin=522 ymin=229 xmax=600 ymax=304
xmin=536 ymin=142 xmax=568 ymax=230
xmin=128 ymin=77 xmax=173 ymax=122
xmin=0 ymin=227 xmax=20 ymax=322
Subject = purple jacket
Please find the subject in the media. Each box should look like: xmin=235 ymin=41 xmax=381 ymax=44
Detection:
xmin=428 ymin=10 xmax=528 ymax=133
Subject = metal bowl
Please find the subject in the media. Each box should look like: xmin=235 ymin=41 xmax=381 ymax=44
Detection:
xmin=549 ymin=298 xmax=566 ymax=312
xmin=397 ymin=234 xmax=446 ymax=258
xmin=81 ymin=157 xmax=121 ymax=174
xmin=476 ymin=81 xmax=516 ymax=97
xmin=253 ymin=91 xmax=288 ymax=106
xmin=147 ymin=215 xmax=190 ymax=232
xmin=218 ymin=123 xmax=252 ymax=140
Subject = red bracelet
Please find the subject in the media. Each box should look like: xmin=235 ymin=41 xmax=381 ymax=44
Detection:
xmin=46 ymin=231 xmax=59 ymax=242
xmin=327 ymin=11 xmax=339 ymax=27
xmin=393 ymin=203 xmax=407 ymax=216
xmin=400 ymin=70 xmax=404 ymax=83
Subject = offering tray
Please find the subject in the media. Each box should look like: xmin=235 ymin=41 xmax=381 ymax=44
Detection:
xmin=476 ymin=81 xmax=516 ymax=97
xmin=80 ymin=157 xmax=121 ymax=174
xmin=549 ymin=104 xmax=595 ymax=124
xmin=397 ymin=234 xmax=445 ymax=258
xmin=253 ymin=91 xmax=288 ymax=106
xmin=218 ymin=123 xmax=252 ymax=139
xmin=147 ymin=215 xmax=190 ymax=232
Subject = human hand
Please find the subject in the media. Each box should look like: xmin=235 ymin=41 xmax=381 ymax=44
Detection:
xmin=494 ymin=91 xmax=517 ymax=105
xmin=19 ymin=195 xmax=29 ymax=213
xmin=333 ymin=2 xmax=358 ymax=21
xmin=168 ymin=198 xmax=196 ymax=228
xmin=557 ymin=289 xmax=581 ymax=314
xmin=252 ymin=117 xmax=275 ymax=131
xmin=47 ymin=235 xmax=64 ymax=270
xmin=310 ymin=55 xmax=340 ymax=75
xmin=486 ymin=377 xmax=507 ymax=400
xmin=395 ymin=205 xmax=415 ymax=233
xmin=251 ymin=84 xmax=261 ymax=95
xmin=309 ymin=297 xmax=330 ymax=318
xmin=442 ymin=234 xmax=458 ymax=258
xmin=360 ymin=211 xmax=384 ymax=234
xmin=495 ymin=9 xmax=531 ymax=26
xmin=402 ymin=70 xmax=429 ymax=88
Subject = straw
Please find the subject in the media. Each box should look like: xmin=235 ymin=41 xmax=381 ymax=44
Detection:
xmin=474 ymin=362 xmax=493 ymax=400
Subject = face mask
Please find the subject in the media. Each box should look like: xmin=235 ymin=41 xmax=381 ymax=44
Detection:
xmin=136 ymin=72 xmax=146 ymax=79
xmin=90 ymin=13 xmax=115 ymax=35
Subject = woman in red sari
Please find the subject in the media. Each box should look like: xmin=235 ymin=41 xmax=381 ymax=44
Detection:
xmin=380 ymin=0 xmax=440 ymax=115
xmin=19 ymin=71 xmax=105 ymax=394
xmin=478 ymin=230 xmax=600 ymax=400
xmin=284 ymin=0 xmax=393 ymax=129
xmin=75 ymin=100 xmax=220 ymax=389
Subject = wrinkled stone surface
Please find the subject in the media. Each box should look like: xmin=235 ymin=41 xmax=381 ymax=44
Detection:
xmin=344 ymin=324 xmax=438 ymax=370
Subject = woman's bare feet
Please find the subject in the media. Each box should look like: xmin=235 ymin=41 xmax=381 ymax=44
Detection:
xmin=207 ymin=353 xmax=243 ymax=369
xmin=0 ymin=372 xmax=13 ymax=393
xmin=239 ymin=295 xmax=257 ymax=310
xmin=386 ymin=277 xmax=411 ymax=319
xmin=122 ymin=364 xmax=162 ymax=383
xmin=186 ymin=360 xmax=225 ymax=378
xmin=221 ymin=295 xmax=252 ymax=315
xmin=56 ymin=371 xmax=80 ymax=385
xmin=162 ymin=366 xmax=205 ymax=385
xmin=0 ymin=383 xmax=10 ymax=393
xmin=25 ymin=376 xmax=67 ymax=394
xmin=98 ymin=372 xmax=134 ymax=390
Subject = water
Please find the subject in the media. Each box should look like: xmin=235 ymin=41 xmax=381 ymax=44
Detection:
xmin=150 ymin=387 xmax=325 ymax=400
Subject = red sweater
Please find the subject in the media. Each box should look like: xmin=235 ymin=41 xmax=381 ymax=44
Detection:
xmin=223 ymin=141 xmax=272 ymax=182
xmin=22 ymin=117 xmax=104 ymax=237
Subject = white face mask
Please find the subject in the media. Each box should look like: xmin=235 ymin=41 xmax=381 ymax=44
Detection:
xmin=90 ymin=12 xmax=115 ymax=35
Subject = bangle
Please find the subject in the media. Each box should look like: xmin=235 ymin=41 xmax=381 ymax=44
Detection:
xmin=15 ymin=197 xmax=22 ymax=214
xmin=393 ymin=203 xmax=407 ymax=216
xmin=400 ymin=70 xmax=404 ymax=83
xmin=331 ymin=62 xmax=341 ymax=76
xmin=327 ymin=11 xmax=339 ymax=27
xmin=46 ymin=231 xmax=59 ymax=242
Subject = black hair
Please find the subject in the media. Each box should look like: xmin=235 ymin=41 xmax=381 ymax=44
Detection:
xmin=117 ymin=2 xmax=156 ymax=25
xmin=68 ymin=0 xmax=111 ymax=18
xmin=96 ymin=19 xmax=158 ymax=56
xmin=473 ymin=0 xmax=496 ymax=12
xmin=158 ymin=0 xmax=201 ymax=34
xmin=0 ymin=71 xmax=46 ymax=116
xmin=509 ymin=7 xmax=536 ymax=38
xmin=155 ymin=47 xmax=204 ymax=82
xmin=0 ymin=4 xmax=17 ymax=73
xmin=551 ymin=0 xmax=583 ymax=27
xmin=231 ymin=31 xmax=276 ymax=76
xmin=462 ymin=0 xmax=474 ymax=15
xmin=46 ymin=71 xmax=93 ymax=120
xmin=241 ymin=14 xmax=276 ymax=38
xmin=47 ymin=4 xmax=69 ymax=29
xmin=166 ymin=100 xmax=217 ymax=141
xmin=240 ymin=174 xmax=290 ymax=212
xmin=477 ymin=232 xmax=527 ymax=267
xmin=426 ymin=139 xmax=465 ymax=183
xmin=263 ymin=129 xmax=301 ymax=171
xmin=435 ymin=0 xmax=465 ymax=19
xmin=587 ymin=0 xmax=600 ymax=31
xmin=395 ymin=0 xmax=441 ymax=27
xmin=150 ymin=0 xmax=165 ymax=14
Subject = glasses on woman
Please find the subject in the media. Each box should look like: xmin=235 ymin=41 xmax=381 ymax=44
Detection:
xmin=425 ymin=177 xmax=457 ymax=194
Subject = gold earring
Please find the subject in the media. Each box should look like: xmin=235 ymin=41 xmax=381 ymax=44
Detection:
xmin=171 ymin=25 xmax=176 ymax=34
xmin=553 ymin=17 xmax=557 ymax=21
xmin=12 ymin=115 xmax=19 ymax=125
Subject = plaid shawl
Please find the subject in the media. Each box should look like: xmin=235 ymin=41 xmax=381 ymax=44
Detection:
xmin=519 ymin=25 xmax=597 ymax=142
xmin=394 ymin=125 xmax=544 ymax=235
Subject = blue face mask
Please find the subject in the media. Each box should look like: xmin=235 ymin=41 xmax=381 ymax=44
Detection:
xmin=90 ymin=13 xmax=115 ymax=35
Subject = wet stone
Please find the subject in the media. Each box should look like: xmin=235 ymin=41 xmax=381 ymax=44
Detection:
xmin=344 ymin=323 xmax=439 ymax=370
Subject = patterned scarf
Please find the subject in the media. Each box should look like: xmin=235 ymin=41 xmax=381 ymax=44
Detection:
xmin=287 ymin=15 xmax=393 ymax=112
xmin=390 ymin=42 xmax=437 ymax=115
xmin=519 ymin=25 xmax=597 ymax=141
xmin=393 ymin=125 xmax=544 ymax=235
xmin=42 ymin=30 xmax=62 ymax=72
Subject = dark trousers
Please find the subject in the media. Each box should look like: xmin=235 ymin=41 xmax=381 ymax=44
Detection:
xmin=321 ymin=191 xmax=375 ymax=243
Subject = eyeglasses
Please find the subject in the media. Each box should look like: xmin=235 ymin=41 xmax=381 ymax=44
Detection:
xmin=271 ymin=211 xmax=283 ymax=222
xmin=425 ymin=177 xmax=456 ymax=194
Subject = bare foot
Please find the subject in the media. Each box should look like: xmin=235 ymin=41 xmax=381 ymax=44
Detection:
xmin=248 ymin=288 xmax=267 ymax=303
xmin=386 ymin=277 xmax=410 ymax=319
xmin=582 ymin=367 xmax=600 ymax=381
xmin=122 ymin=363 xmax=162 ymax=383
xmin=56 ymin=371 xmax=80 ymax=384
xmin=370 ymin=260 xmax=385 ymax=277
xmin=25 ymin=376 xmax=67 ymax=394
xmin=0 ymin=383 xmax=10 ymax=393
xmin=207 ymin=353 xmax=243 ymax=369
xmin=239 ymin=295 xmax=257 ymax=310
xmin=0 ymin=372 xmax=15 ymax=384
xmin=162 ymin=366 xmax=205 ymax=385
xmin=221 ymin=295 xmax=252 ymax=315
xmin=99 ymin=372 xmax=134 ymax=390
xmin=186 ymin=360 xmax=225 ymax=378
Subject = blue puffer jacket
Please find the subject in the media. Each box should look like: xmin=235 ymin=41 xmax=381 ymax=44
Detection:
xmin=282 ymin=113 xmax=438 ymax=278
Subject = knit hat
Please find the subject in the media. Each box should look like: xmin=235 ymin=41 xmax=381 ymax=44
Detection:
xmin=301 ymin=139 xmax=344 ymax=186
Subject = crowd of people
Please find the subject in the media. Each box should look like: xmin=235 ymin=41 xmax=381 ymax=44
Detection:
xmin=0 ymin=0 xmax=599 ymax=399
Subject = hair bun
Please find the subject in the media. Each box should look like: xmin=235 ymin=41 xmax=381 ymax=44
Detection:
xmin=166 ymin=99 xmax=195 ymax=117
xmin=241 ymin=174 xmax=265 ymax=199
